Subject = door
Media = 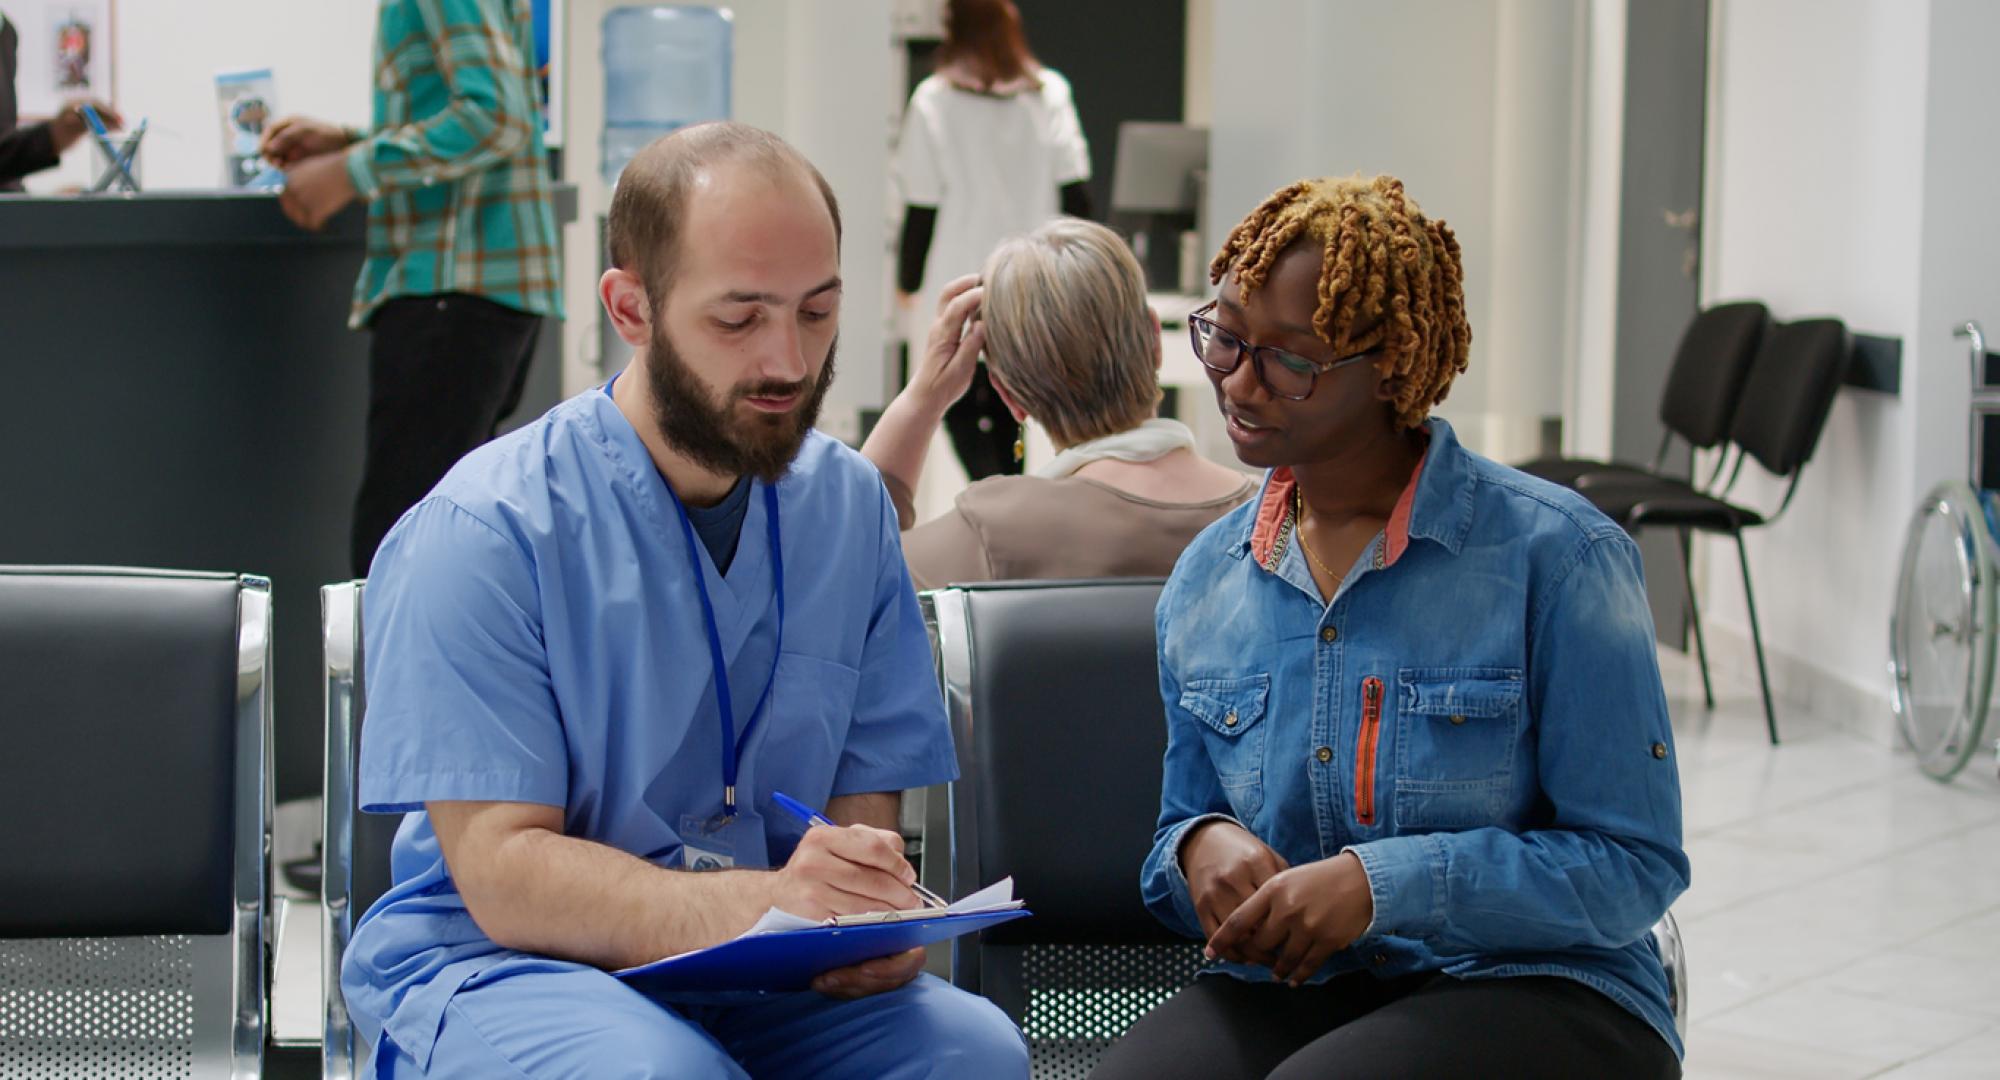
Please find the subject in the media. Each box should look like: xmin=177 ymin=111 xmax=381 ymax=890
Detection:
xmin=1613 ymin=0 xmax=1709 ymax=645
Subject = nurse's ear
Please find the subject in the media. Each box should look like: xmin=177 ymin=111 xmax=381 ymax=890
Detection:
xmin=600 ymin=267 xmax=655 ymax=348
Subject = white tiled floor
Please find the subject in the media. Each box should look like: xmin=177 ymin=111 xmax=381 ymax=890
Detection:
xmin=1660 ymin=648 xmax=2000 ymax=1079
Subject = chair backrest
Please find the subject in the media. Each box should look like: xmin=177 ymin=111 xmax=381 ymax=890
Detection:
xmin=1728 ymin=317 xmax=1852 ymax=477
xmin=1658 ymin=301 xmax=1771 ymax=450
xmin=928 ymin=580 xmax=1208 ymax=1076
xmin=322 ymin=580 xmax=399 ymax=1080
xmin=0 ymin=566 xmax=269 ymax=1080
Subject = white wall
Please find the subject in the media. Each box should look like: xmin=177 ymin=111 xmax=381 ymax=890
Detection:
xmin=778 ymin=0 xmax=894 ymax=445
xmin=1483 ymin=0 xmax=1582 ymax=456
xmin=18 ymin=0 xmax=374 ymax=193
xmin=558 ymin=0 xmax=894 ymax=425
xmin=1565 ymin=0 xmax=1624 ymax=461
xmin=1183 ymin=0 xmax=1211 ymax=128
xmin=1696 ymin=0 xmax=1935 ymax=708
xmin=1912 ymin=0 xmax=2000 ymax=497
xmin=1204 ymin=0 xmax=1582 ymax=462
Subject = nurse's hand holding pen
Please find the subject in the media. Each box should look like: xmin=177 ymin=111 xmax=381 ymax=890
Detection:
xmin=772 ymin=803 xmax=930 ymax=1000
xmin=774 ymin=818 xmax=924 ymax=918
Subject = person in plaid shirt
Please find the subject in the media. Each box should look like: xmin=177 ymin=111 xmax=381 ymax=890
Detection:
xmin=261 ymin=0 xmax=562 ymax=577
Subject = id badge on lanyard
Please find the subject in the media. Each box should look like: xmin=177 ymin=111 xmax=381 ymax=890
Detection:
xmin=679 ymin=810 xmax=765 ymax=870
xmin=669 ymin=482 xmax=784 ymax=870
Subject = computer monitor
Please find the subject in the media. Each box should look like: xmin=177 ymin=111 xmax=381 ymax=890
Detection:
xmin=1110 ymin=122 xmax=1209 ymax=292
xmin=1110 ymin=121 xmax=1209 ymax=214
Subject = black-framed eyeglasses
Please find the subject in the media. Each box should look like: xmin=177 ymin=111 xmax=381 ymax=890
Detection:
xmin=1187 ymin=301 xmax=1377 ymax=401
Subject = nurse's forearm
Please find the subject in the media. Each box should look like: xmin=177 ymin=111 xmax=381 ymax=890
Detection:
xmin=430 ymin=800 xmax=776 ymax=969
xmin=828 ymin=791 xmax=901 ymax=832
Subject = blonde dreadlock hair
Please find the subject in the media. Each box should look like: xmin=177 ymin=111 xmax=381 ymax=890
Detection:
xmin=1211 ymin=175 xmax=1471 ymax=429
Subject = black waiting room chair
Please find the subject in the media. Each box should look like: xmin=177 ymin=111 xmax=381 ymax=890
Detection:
xmin=924 ymin=579 xmax=1208 ymax=1079
xmin=1518 ymin=301 xmax=1769 ymax=730
xmin=1518 ymin=300 xmax=1770 ymax=490
xmin=1574 ymin=318 xmax=1853 ymax=744
xmin=0 ymin=567 xmax=272 ymax=1079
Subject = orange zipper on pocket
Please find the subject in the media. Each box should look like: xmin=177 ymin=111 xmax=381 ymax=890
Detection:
xmin=1356 ymin=676 xmax=1384 ymax=826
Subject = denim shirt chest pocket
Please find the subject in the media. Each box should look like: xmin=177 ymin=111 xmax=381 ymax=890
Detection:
xmin=1392 ymin=667 xmax=1523 ymax=829
xmin=1180 ymin=674 xmax=1271 ymax=821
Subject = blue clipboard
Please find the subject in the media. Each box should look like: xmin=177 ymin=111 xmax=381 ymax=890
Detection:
xmin=614 ymin=907 xmax=1031 ymax=993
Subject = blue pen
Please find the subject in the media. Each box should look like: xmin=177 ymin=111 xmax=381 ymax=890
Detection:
xmin=77 ymin=102 xmax=112 ymax=138
xmin=770 ymin=791 xmax=949 ymax=909
xmin=115 ymin=119 xmax=148 ymax=171
xmin=100 ymin=118 xmax=147 ymax=188
xmin=78 ymin=104 xmax=137 ymax=189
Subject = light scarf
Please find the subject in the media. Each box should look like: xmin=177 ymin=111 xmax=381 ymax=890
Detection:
xmin=1034 ymin=418 xmax=1200 ymax=479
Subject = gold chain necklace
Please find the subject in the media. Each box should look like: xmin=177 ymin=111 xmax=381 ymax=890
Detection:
xmin=1293 ymin=487 xmax=1339 ymax=580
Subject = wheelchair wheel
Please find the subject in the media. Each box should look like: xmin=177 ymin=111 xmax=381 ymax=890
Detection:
xmin=1891 ymin=482 xmax=1996 ymax=780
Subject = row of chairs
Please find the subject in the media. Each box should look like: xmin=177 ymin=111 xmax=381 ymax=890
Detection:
xmin=1519 ymin=303 xmax=1854 ymax=744
xmin=0 ymin=570 xmax=1687 ymax=1079
xmin=0 ymin=568 xmax=271 ymax=1080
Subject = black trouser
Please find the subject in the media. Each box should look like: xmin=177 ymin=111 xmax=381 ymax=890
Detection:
xmin=1090 ymin=971 xmax=1679 ymax=1080
xmin=943 ymin=364 xmax=1022 ymax=481
xmin=350 ymin=293 xmax=541 ymax=576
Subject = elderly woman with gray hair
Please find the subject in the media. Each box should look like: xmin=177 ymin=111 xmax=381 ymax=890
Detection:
xmin=862 ymin=218 xmax=1255 ymax=590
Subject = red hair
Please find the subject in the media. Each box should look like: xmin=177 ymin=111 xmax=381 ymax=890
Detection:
xmin=938 ymin=0 xmax=1040 ymax=90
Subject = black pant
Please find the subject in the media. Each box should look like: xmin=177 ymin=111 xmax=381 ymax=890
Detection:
xmin=350 ymin=293 xmax=541 ymax=576
xmin=1090 ymin=972 xmax=1680 ymax=1080
xmin=943 ymin=363 xmax=1022 ymax=481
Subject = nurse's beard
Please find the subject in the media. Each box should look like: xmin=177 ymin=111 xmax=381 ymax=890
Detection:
xmin=644 ymin=322 xmax=837 ymax=485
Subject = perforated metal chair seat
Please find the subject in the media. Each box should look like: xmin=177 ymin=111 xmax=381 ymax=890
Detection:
xmin=0 ymin=567 xmax=271 ymax=1079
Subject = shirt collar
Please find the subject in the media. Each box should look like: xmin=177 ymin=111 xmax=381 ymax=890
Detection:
xmin=1237 ymin=418 xmax=1476 ymax=571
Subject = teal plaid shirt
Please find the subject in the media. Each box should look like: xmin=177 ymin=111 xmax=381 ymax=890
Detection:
xmin=343 ymin=0 xmax=562 ymax=328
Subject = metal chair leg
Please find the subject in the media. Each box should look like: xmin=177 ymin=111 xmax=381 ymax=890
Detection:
xmin=1679 ymin=528 xmax=1715 ymax=710
xmin=1736 ymin=532 xmax=1780 ymax=744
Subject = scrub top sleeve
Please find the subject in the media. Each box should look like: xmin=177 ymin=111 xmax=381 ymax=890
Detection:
xmin=1044 ymin=74 xmax=1091 ymax=185
xmin=894 ymin=90 xmax=943 ymax=207
xmin=358 ymin=498 xmax=569 ymax=814
xmin=831 ymin=485 xmax=959 ymax=797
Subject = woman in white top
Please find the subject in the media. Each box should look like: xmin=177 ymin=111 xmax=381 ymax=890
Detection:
xmin=895 ymin=0 xmax=1092 ymax=494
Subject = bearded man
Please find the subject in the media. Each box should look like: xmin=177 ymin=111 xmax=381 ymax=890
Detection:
xmin=342 ymin=122 xmax=1027 ymax=1080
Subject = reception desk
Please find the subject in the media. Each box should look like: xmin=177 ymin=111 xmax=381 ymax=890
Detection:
xmin=0 ymin=190 xmax=573 ymax=802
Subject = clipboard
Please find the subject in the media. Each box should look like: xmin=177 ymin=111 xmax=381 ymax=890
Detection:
xmin=613 ymin=905 xmax=1031 ymax=994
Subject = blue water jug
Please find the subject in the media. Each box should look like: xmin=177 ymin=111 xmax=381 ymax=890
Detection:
xmin=602 ymin=5 xmax=733 ymax=183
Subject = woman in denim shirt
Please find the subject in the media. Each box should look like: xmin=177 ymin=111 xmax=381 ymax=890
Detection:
xmin=1094 ymin=176 xmax=1689 ymax=1079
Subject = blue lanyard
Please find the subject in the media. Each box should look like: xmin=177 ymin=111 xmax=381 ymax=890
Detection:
xmin=668 ymin=482 xmax=784 ymax=819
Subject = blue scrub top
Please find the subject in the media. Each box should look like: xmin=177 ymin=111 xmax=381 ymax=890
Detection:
xmin=341 ymin=388 xmax=957 ymax=1069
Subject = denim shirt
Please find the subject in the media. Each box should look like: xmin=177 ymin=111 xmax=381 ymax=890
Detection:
xmin=1142 ymin=419 xmax=1690 ymax=1059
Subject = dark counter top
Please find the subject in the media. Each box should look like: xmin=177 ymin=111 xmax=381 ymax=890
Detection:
xmin=0 ymin=182 xmax=573 ymax=803
xmin=0 ymin=185 xmax=578 ymax=250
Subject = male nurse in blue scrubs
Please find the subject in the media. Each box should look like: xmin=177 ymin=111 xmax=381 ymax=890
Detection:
xmin=341 ymin=122 xmax=1029 ymax=1078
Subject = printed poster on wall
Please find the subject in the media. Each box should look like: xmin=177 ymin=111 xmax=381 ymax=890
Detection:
xmin=10 ymin=0 xmax=116 ymax=119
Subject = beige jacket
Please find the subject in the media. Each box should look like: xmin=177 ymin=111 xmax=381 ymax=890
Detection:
xmin=886 ymin=473 xmax=1258 ymax=591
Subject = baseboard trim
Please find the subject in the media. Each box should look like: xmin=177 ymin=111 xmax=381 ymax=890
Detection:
xmin=1698 ymin=624 xmax=1898 ymax=746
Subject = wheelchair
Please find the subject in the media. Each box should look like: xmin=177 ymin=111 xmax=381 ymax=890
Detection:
xmin=1891 ymin=320 xmax=2000 ymax=781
